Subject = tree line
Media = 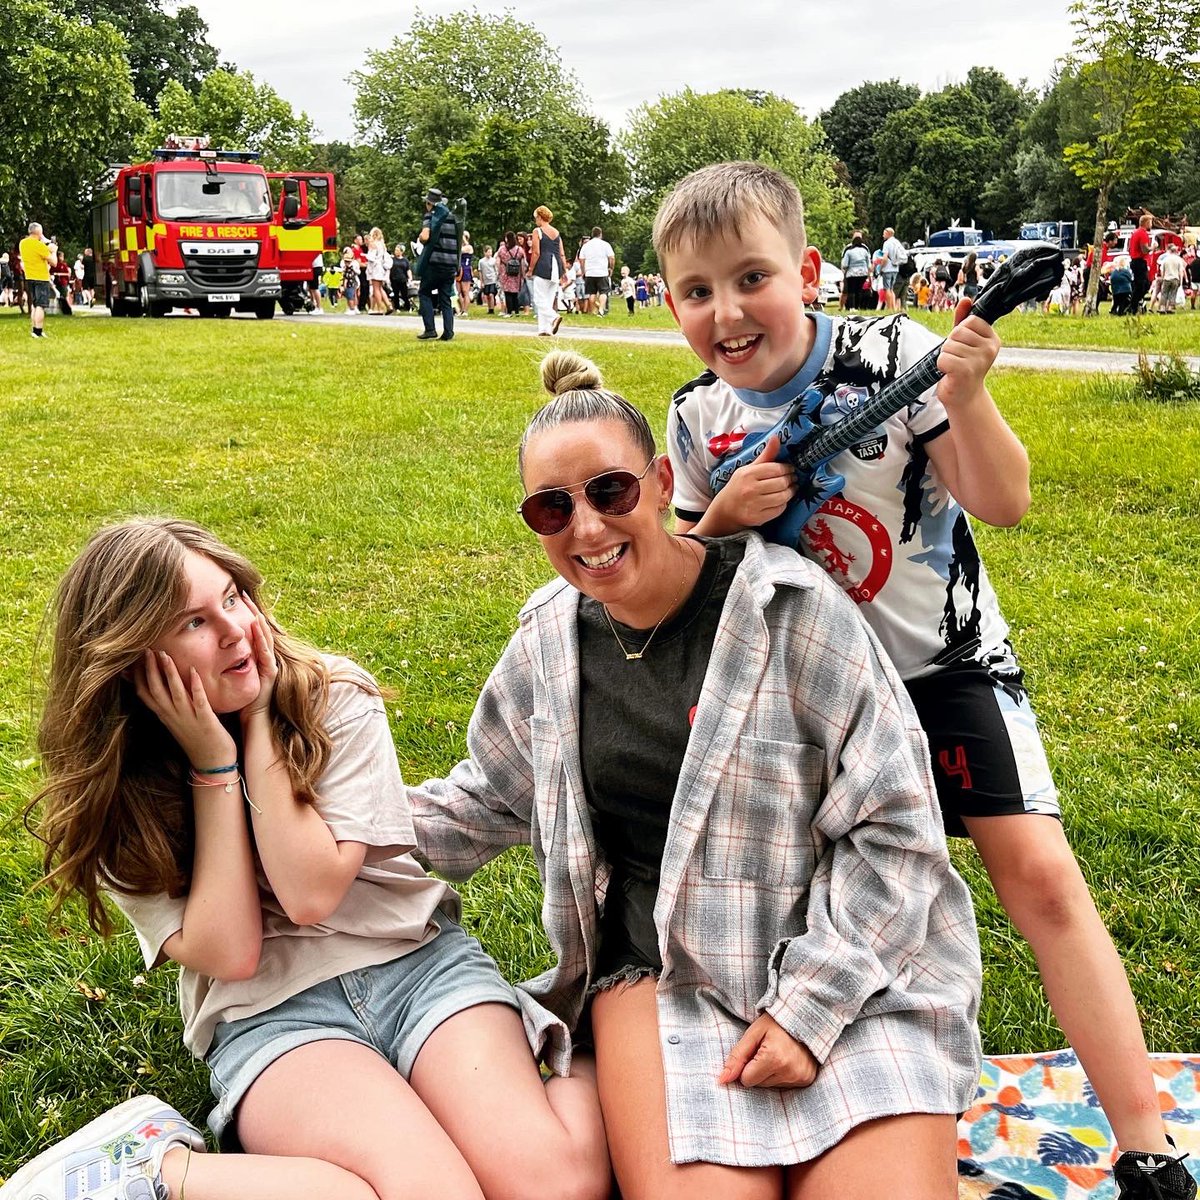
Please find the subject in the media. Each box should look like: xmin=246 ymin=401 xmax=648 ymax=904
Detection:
xmin=4 ymin=0 xmax=1198 ymax=303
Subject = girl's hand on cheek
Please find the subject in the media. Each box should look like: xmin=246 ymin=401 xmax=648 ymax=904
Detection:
xmin=240 ymin=594 xmax=278 ymax=726
xmin=134 ymin=650 xmax=237 ymax=769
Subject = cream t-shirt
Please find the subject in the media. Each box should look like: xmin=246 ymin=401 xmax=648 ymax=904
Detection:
xmin=111 ymin=656 xmax=459 ymax=1058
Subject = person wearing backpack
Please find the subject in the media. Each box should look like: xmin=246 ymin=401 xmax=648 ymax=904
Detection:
xmin=497 ymin=231 xmax=526 ymax=317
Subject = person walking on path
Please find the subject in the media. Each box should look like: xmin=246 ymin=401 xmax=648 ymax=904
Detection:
xmin=527 ymin=205 xmax=568 ymax=337
xmin=19 ymin=221 xmax=56 ymax=338
xmin=415 ymin=188 xmax=461 ymax=341
xmin=496 ymin=232 xmax=526 ymax=317
xmin=577 ymin=227 xmax=615 ymax=315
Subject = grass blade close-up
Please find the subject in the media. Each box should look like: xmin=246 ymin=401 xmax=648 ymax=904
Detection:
xmin=0 ymin=310 xmax=1197 ymax=1172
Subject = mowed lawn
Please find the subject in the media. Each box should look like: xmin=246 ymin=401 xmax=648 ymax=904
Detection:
xmin=0 ymin=310 xmax=1197 ymax=1169
xmin=463 ymin=287 xmax=1200 ymax=355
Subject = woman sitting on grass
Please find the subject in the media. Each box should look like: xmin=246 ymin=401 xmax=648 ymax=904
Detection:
xmin=409 ymin=351 xmax=985 ymax=1200
xmin=11 ymin=518 xmax=608 ymax=1200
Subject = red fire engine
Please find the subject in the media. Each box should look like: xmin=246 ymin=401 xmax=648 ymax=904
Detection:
xmin=91 ymin=137 xmax=337 ymax=318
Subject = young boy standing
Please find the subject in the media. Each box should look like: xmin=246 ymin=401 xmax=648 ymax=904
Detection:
xmin=656 ymin=160 xmax=1193 ymax=1200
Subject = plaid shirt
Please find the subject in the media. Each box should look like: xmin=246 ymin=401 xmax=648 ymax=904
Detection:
xmin=410 ymin=535 xmax=982 ymax=1166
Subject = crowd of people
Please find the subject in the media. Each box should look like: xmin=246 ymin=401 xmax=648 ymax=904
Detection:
xmin=4 ymin=160 xmax=1195 ymax=1200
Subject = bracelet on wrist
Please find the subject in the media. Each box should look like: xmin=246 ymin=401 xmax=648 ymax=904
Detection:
xmin=193 ymin=761 xmax=238 ymax=775
xmin=188 ymin=769 xmax=261 ymax=814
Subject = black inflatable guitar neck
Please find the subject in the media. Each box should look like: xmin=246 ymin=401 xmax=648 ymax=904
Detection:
xmin=795 ymin=244 xmax=1062 ymax=471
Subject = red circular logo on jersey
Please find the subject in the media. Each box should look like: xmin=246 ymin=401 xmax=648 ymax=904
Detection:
xmin=801 ymin=497 xmax=892 ymax=603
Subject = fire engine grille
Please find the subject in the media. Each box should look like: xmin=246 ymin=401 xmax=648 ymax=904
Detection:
xmin=183 ymin=251 xmax=260 ymax=290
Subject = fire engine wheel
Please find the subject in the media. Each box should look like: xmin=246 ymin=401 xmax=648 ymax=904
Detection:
xmin=254 ymin=300 xmax=276 ymax=320
xmin=138 ymin=280 xmax=169 ymax=319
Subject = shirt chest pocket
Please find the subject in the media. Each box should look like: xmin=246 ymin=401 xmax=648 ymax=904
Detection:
xmin=703 ymin=737 xmax=825 ymax=886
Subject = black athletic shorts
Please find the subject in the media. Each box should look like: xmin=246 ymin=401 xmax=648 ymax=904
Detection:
xmin=584 ymin=275 xmax=610 ymax=295
xmin=904 ymin=658 xmax=1061 ymax=838
xmin=27 ymin=279 xmax=53 ymax=308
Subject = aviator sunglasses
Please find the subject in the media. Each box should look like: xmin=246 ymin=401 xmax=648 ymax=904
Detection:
xmin=518 ymin=458 xmax=658 ymax=535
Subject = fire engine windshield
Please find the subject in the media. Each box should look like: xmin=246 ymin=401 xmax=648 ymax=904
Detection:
xmin=155 ymin=171 xmax=272 ymax=221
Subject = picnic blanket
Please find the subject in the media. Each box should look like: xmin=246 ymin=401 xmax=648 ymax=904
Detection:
xmin=960 ymin=1051 xmax=1200 ymax=1198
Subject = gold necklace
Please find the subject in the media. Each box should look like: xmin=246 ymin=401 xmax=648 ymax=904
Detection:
xmin=601 ymin=539 xmax=695 ymax=662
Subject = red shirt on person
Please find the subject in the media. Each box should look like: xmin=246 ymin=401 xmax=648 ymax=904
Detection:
xmin=1129 ymin=226 xmax=1152 ymax=261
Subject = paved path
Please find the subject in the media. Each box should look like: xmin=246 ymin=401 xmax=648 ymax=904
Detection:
xmin=74 ymin=304 xmax=1200 ymax=374
xmin=283 ymin=310 xmax=1200 ymax=374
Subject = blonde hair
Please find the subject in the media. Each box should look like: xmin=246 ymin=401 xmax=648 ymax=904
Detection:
xmin=653 ymin=161 xmax=807 ymax=275
xmin=534 ymin=205 xmax=553 ymax=223
xmin=369 ymin=226 xmax=384 ymax=246
xmin=33 ymin=518 xmax=370 ymax=934
xmin=519 ymin=352 xmax=656 ymax=473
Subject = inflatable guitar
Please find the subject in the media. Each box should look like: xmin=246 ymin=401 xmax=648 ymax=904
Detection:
xmin=708 ymin=243 xmax=1063 ymax=548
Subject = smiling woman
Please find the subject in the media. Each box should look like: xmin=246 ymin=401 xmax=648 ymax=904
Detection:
xmin=409 ymin=349 xmax=984 ymax=1200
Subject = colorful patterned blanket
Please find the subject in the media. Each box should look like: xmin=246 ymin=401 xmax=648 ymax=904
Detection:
xmin=960 ymin=1052 xmax=1200 ymax=1198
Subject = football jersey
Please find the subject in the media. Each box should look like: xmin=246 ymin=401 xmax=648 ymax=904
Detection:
xmin=668 ymin=312 xmax=1012 ymax=680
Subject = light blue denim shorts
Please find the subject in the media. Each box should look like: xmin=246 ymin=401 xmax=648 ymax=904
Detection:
xmin=205 ymin=914 xmax=520 ymax=1148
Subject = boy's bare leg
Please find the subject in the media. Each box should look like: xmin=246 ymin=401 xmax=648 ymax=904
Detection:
xmin=964 ymin=814 xmax=1171 ymax=1154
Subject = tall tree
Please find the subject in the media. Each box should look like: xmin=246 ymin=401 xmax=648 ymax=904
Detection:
xmin=869 ymin=86 xmax=1002 ymax=240
xmin=819 ymin=80 xmax=920 ymax=196
xmin=58 ymin=0 xmax=218 ymax=105
xmin=141 ymin=69 xmax=316 ymax=170
xmin=620 ymin=88 xmax=854 ymax=262
xmin=0 ymin=0 xmax=146 ymax=243
xmin=1061 ymin=0 xmax=1200 ymax=313
xmin=350 ymin=11 xmax=626 ymax=249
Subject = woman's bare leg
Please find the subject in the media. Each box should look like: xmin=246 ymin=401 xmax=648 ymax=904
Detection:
xmin=590 ymin=978 xmax=780 ymax=1200
xmin=785 ymin=1113 xmax=958 ymax=1200
xmin=410 ymin=1002 xmax=610 ymax=1200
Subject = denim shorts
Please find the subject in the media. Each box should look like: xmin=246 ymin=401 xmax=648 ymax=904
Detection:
xmin=205 ymin=914 xmax=520 ymax=1148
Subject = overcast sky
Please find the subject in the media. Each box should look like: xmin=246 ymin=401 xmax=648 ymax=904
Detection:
xmin=193 ymin=0 xmax=1077 ymax=142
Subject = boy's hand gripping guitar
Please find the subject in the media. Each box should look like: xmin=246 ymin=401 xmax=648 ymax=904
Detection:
xmin=707 ymin=243 xmax=1063 ymax=548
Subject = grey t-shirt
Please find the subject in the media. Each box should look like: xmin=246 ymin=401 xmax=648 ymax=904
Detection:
xmin=577 ymin=536 xmax=746 ymax=976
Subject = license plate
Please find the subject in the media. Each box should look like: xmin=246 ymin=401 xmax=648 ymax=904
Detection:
xmin=207 ymin=293 xmax=238 ymax=303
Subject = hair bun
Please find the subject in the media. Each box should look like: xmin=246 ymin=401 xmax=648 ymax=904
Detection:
xmin=540 ymin=351 xmax=603 ymax=397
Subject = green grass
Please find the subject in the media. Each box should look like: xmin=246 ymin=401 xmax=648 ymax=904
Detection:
xmin=441 ymin=293 xmax=1200 ymax=354
xmin=0 ymin=309 xmax=1198 ymax=1170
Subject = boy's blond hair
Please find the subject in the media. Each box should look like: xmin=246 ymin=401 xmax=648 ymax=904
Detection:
xmin=652 ymin=161 xmax=807 ymax=276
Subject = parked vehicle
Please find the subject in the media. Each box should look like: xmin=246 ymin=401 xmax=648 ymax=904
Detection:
xmin=92 ymin=136 xmax=337 ymax=319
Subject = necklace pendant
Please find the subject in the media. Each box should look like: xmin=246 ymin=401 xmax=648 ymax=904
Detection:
xmin=625 ymin=650 xmax=643 ymax=661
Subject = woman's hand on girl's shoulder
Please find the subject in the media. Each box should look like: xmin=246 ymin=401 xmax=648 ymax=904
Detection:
xmin=718 ymin=1012 xmax=819 ymax=1090
xmin=135 ymin=649 xmax=237 ymax=769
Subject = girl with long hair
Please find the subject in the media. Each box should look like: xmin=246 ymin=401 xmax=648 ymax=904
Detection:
xmin=10 ymin=518 xmax=608 ymax=1200
xmin=365 ymin=227 xmax=392 ymax=314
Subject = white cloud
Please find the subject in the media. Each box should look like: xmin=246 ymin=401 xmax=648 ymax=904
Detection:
xmin=192 ymin=0 xmax=1075 ymax=143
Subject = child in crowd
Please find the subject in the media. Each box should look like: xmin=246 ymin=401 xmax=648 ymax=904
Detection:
xmin=619 ymin=264 xmax=635 ymax=314
xmin=340 ymin=247 xmax=358 ymax=314
xmin=653 ymin=160 xmax=1195 ymax=1200
xmin=323 ymin=260 xmax=343 ymax=309
xmin=7 ymin=518 xmax=608 ymax=1200
xmin=1109 ymin=256 xmax=1134 ymax=316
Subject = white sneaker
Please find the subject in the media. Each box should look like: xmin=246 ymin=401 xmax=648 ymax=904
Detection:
xmin=0 ymin=1095 xmax=206 ymax=1200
